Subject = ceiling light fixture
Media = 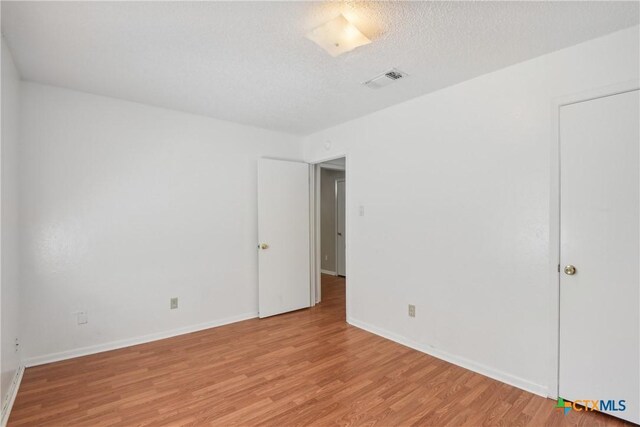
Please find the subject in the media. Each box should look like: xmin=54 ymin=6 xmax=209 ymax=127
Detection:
xmin=305 ymin=14 xmax=371 ymax=57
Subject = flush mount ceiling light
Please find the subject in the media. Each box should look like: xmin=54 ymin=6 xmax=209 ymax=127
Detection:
xmin=305 ymin=14 xmax=371 ymax=57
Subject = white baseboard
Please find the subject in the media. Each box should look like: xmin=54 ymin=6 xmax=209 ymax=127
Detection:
xmin=347 ymin=316 xmax=548 ymax=398
xmin=25 ymin=312 xmax=258 ymax=367
xmin=320 ymin=269 xmax=337 ymax=276
xmin=1 ymin=365 xmax=24 ymax=427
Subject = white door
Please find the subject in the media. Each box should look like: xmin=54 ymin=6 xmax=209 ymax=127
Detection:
xmin=559 ymin=89 xmax=639 ymax=424
xmin=257 ymin=158 xmax=311 ymax=318
xmin=336 ymin=179 xmax=346 ymax=276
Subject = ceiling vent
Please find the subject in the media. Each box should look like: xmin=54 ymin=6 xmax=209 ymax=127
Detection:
xmin=363 ymin=68 xmax=408 ymax=89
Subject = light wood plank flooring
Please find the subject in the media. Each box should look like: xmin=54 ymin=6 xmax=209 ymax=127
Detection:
xmin=9 ymin=275 xmax=632 ymax=426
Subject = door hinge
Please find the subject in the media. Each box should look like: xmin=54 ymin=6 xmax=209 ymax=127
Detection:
xmin=557 ymin=264 xmax=560 ymax=273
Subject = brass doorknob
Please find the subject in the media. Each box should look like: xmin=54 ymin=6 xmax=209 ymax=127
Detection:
xmin=564 ymin=265 xmax=576 ymax=275
xmin=258 ymin=243 xmax=269 ymax=250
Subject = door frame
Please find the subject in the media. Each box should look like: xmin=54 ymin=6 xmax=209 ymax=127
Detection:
xmin=548 ymin=79 xmax=639 ymax=399
xmin=310 ymin=155 xmax=348 ymax=308
xmin=335 ymin=178 xmax=346 ymax=277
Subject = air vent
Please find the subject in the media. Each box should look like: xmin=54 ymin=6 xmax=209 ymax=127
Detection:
xmin=385 ymin=71 xmax=403 ymax=80
xmin=363 ymin=68 xmax=408 ymax=89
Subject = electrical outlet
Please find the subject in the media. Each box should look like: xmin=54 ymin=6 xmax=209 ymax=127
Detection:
xmin=408 ymin=304 xmax=416 ymax=318
xmin=170 ymin=297 xmax=178 ymax=309
xmin=359 ymin=205 xmax=365 ymax=216
xmin=77 ymin=311 xmax=88 ymax=325
xmin=14 ymin=337 xmax=19 ymax=353
xmin=324 ymin=255 xmax=328 ymax=261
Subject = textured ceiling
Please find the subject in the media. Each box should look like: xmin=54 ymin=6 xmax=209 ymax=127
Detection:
xmin=2 ymin=1 xmax=638 ymax=135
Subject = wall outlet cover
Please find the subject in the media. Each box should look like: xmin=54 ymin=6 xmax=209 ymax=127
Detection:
xmin=170 ymin=297 xmax=178 ymax=309
xmin=77 ymin=311 xmax=88 ymax=325
xmin=408 ymin=304 xmax=416 ymax=318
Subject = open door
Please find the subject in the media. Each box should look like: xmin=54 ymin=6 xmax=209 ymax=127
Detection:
xmin=257 ymin=158 xmax=311 ymax=318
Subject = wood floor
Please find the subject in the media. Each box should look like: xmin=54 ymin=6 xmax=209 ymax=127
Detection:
xmin=9 ymin=275 xmax=632 ymax=426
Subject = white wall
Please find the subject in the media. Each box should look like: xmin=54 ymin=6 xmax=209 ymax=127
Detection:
xmin=304 ymin=26 xmax=639 ymax=396
xmin=1 ymin=38 xmax=22 ymax=412
xmin=19 ymin=83 xmax=302 ymax=364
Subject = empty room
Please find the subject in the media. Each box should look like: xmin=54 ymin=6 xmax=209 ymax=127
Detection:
xmin=1 ymin=1 xmax=639 ymax=426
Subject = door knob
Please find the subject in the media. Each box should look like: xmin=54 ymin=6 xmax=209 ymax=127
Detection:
xmin=564 ymin=265 xmax=576 ymax=275
xmin=337 ymin=232 xmax=342 ymax=236
xmin=258 ymin=243 xmax=269 ymax=250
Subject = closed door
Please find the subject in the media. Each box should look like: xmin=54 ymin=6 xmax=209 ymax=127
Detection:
xmin=559 ymin=89 xmax=639 ymax=424
xmin=257 ymin=158 xmax=310 ymax=318
xmin=336 ymin=179 xmax=346 ymax=276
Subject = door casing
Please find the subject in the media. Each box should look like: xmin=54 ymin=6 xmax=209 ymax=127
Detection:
xmin=310 ymin=156 xmax=348 ymax=310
